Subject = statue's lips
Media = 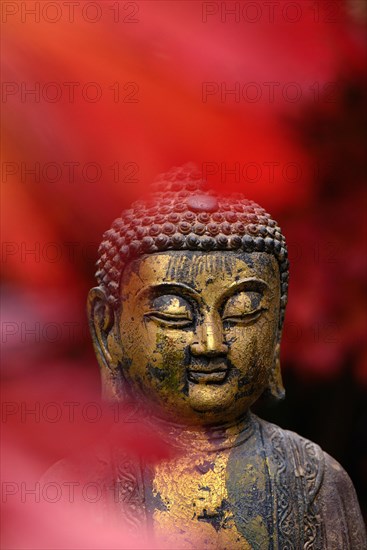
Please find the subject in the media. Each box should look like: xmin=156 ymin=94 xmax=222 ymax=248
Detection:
xmin=187 ymin=364 xmax=229 ymax=384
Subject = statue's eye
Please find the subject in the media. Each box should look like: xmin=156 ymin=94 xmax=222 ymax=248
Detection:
xmin=222 ymin=291 xmax=265 ymax=325
xmin=145 ymin=294 xmax=193 ymax=327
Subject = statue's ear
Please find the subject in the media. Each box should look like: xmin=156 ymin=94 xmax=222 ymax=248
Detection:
xmin=267 ymin=342 xmax=285 ymax=400
xmin=87 ymin=287 xmax=120 ymax=374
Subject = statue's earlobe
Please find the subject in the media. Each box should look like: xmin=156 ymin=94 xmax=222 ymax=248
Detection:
xmin=268 ymin=343 xmax=285 ymax=400
xmin=88 ymin=287 xmax=125 ymax=400
xmin=87 ymin=287 xmax=118 ymax=372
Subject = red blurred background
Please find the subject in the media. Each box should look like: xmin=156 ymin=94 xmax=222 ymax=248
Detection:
xmin=1 ymin=0 xmax=367 ymax=545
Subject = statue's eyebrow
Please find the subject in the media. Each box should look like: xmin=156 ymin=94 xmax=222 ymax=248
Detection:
xmin=135 ymin=282 xmax=203 ymax=303
xmin=227 ymin=278 xmax=268 ymax=293
xmin=217 ymin=278 xmax=269 ymax=308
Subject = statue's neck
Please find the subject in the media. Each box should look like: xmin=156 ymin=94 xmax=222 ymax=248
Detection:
xmin=146 ymin=410 xmax=255 ymax=453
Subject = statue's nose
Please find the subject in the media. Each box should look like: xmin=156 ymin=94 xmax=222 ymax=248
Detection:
xmin=190 ymin=315 xmax=228 ymax=357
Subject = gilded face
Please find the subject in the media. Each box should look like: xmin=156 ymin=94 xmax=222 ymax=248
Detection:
xmin=117 ymin=251 xmax=280 ymax=425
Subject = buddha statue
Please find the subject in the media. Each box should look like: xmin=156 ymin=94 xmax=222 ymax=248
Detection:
xmin=86 ymin=165 xmax=366 ymax=549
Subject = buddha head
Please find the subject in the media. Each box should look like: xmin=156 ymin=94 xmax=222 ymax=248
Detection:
xmin=88 ymin=165 xmax=289 ymax=426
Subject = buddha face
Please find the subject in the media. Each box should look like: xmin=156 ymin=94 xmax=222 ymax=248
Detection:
xmin=112 ymin=250 xmax=280 ymax=425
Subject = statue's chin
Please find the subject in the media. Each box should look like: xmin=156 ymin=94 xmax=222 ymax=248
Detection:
xmin=188 ymin=382 xmax=236 ymax=414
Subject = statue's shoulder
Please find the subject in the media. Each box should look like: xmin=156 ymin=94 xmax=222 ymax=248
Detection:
xmin=255 ymin=415 xmax=353 ymax=491
xmin=256 ymin=416 xmax=324 ymax=464
xmin=254 ymin=416 xmax=325 ymax=500
xmin=254 ymin=415 xmax=366 ymax=549
xmin=252 ymin=418 xmax=367 ymax=550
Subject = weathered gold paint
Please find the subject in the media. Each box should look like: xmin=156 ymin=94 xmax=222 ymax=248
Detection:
xmin=87 ymin=249 xmax=366 ymax=548
xmin=115 ymin=251 xmax=280 ymax=426
xmin=152 ymin=450 xmax=251 ymax=549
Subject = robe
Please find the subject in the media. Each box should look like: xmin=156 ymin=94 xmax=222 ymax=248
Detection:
xmin=44 ymin=414 xmax=366 ymax=549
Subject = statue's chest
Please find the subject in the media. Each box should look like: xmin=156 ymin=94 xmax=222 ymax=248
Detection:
xmin=145 ymin=449 xmax=269 ymax=549
xmin=111 ymin=421 xmax=325 ymax=549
